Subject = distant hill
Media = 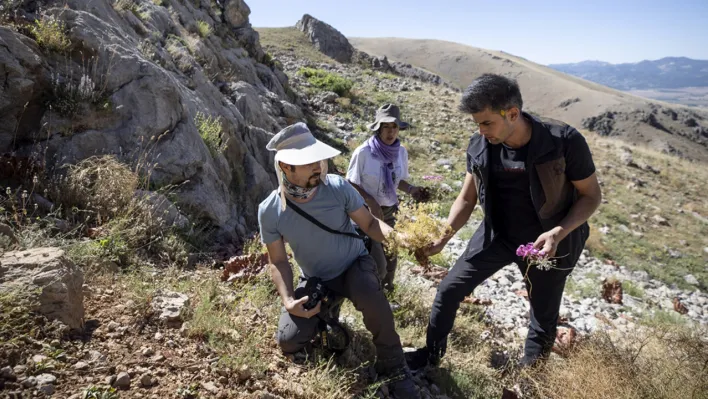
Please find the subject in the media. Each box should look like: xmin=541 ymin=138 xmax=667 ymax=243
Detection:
xmin=348 ymin=37 xmax=708 ymax=161
xmin=548 ymin=57 xmax=708 ymax=90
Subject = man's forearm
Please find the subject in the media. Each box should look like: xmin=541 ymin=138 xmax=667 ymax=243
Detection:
xmin=365 ymin=216 xmax=393 ymax=242
xmin=269 ymin=261 xmax=295 ymax=304
xmin=445 ymin=195 xmax=476 ymax=237
xmin=398 ymin=180 xmax=413 ymax=193
xmin=555 ymin=194 xmax=601 ymax=240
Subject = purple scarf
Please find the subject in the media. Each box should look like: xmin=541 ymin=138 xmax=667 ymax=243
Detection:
xmin=367 ymin=134 xmax=400 ymax=197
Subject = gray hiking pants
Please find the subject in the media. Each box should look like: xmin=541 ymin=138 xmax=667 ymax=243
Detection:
xmin=369 ymin=205 xmax=399 ymax=288
xmin=276 ymin=254 xmax=405 ymax=369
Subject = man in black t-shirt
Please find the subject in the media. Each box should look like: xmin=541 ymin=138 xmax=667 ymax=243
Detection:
xmin=407 ymin=74 xmax=602 ymax=369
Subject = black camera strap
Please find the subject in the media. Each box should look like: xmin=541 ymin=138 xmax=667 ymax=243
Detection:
xmin=285 ymin=198 xmax=366 ymax=240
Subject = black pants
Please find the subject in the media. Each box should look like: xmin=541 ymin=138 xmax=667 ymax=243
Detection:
xmin=426 ymin=238 xmax=574 ymax=360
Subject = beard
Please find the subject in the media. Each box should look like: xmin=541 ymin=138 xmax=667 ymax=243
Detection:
xmin=305 ymin=174 xmax=321 ymax=188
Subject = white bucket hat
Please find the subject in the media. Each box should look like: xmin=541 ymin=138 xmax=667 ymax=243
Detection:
xmin=266 ymin=122 xmax=341 ymax=210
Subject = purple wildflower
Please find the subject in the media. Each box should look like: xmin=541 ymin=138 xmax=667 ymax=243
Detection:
xmin=516 ymin=242 xmax=555 ymax=271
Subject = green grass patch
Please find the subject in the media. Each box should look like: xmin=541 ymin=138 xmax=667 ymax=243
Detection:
xmin=196 ymin=20 xmax=212 ymax=38
xmin=195 ymin=112 xmax=227 ymax=157
xmin=297 ymin=67 xmax=354 ymax=97
xmin=623 ymin=280 xmax=645 ymax=298
xmin=31 ymin=15 xmax=71 ymax=52
xmin=255 ymin=27 xmax=337 ymax=65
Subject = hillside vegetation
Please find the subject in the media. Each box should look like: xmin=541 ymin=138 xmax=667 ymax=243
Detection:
xmin=0 ymin=12 xmax=706 ymax=399
xmin=349 ymin=37 xmax=708 ymax=163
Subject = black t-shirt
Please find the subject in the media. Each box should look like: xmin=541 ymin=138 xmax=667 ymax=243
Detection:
xmin=488 ymin=142 xmax=544 ymax=246
xmin=467 ymin=114 xmax=598 ymax=250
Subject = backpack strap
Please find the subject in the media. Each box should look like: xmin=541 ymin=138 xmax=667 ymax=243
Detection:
xmin=285 ymin=198 xmax=365 ymax=240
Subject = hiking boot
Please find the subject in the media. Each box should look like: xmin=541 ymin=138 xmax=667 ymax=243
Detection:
xmin=383 ymin=366 xmax=421 ymax=399
xmin=405 ymin=336 xmax=447 ymax=370
xmin=404 ymin=347 xmax=430 ymax=371
xmin=518 ymin=351 xmax=550 ymax=369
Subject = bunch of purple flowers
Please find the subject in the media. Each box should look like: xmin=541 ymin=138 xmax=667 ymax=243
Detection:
xmin=516 ymin=242 xmax=554 ymax=271
xmin=422 ymin=175 xmax=444 ymax=182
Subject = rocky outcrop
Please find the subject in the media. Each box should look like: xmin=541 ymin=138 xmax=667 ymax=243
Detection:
xmin=0 ymin=0 xmax=305 ymax=247
xmin=582 ymin=111 xmax=616 ymax=136
xmin=296 ymin=14 xmax=353 ymax=63
xmin=389 ymin=61 xmax=455 ymax=88
xmin=0 ymin=248 xmax=84 ymax=330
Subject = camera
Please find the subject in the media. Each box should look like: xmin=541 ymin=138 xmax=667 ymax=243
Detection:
xmin=298 ymin=277 xmax=332 ymax=310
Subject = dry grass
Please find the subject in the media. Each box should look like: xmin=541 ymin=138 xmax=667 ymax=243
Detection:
xmin=527 ymin=327 xmax=708 ymax=399
xmin=255 ymin=27 xmax=337 ymax=65
xmin=54 ymin=155 xmax=138 ymax=224
xmin=0 ymin=154 xmax=193 ymax=269
xmin=584 ymin=132 xmax=708 ymax=288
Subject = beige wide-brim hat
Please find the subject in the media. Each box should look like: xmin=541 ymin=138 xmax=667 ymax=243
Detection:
xmin=266 ymin=122 xmax=341 ymax=210
xmin=267 ymin=122 xmax=340 ymax=165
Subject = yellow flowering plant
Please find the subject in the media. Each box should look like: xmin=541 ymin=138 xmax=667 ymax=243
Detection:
xmin=383 ymin=202 xmax=453 ymax=267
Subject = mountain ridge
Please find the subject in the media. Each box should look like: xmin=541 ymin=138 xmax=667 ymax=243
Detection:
xmin=549 ymin=57 xmax=708 ymax=90
xmin=348 ymin=36 xmax=708 ymax=161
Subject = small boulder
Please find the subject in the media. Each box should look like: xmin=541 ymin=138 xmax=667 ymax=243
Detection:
xmin=151 ymin=291 xmax=189 ymax=326
xmin=0 ymin=366 xmax=15 ymax=380
xmin=140 ymin=373 xmax=155 ymax=387
xmin=73 ymin=361 xmax=89 ymax=371
xmin=0 ymin=223 xmax=18 ymax=248
xmin=113 ymin=371 xmax=131 ymax=389
xmin=684 ymin=274 xmax=699 ymax=286
xmin=35 ymin=373 xmax=57 ymax=395
xmin=0 ymin=248 xmax=84 ymax=330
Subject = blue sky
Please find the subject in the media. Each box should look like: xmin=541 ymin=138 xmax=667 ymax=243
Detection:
xmin=248 ymin=0 xmax=708 ymax=65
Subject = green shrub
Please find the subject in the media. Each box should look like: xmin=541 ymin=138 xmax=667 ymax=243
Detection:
xmin=196 ymin=20 xmax=212 ymax=38
xmin=83 ymin=386 xmax=119 ymax=399
xmin=195 ymin=112 xmax=227 ymax=157
xmin=30 ymin=15 xmax=71 ymax=52
xmin=297 ymin=67 xmax=354 ymax=97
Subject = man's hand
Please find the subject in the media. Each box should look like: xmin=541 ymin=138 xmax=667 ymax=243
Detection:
xmin=284 ymin=296 xmax=321 ymax=319
xmin=533 ymin=226 xmax=565 ymax=258
xmin=410 ymin=186 xmax=429 ymax=203
xmin=419 ymin=237 xmax=448 ymax=257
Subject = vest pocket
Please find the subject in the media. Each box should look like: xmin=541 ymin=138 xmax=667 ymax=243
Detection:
xmin=535 ymin=157 xmax=568 ymax=219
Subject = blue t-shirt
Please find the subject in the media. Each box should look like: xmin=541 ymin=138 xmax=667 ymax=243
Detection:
xmin=258 ymin=174 xmax=367 ymax=281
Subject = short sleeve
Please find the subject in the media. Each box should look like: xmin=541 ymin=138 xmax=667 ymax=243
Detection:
xmin=258 ymin=202 xmax=281 ymax=245
xmin=337 ymin=176 xmax=365 ymax=212
xmin=400 ymin=146 xmax=410 ymax=180
xmin=564 ymin=128 xmax=596 ymax=181
xmin=346 ymin=148 xmax=363 ymax=185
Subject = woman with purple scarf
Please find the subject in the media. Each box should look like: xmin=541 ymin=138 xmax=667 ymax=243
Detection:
xmin=346 ymin=104 xmax=425 ymax=291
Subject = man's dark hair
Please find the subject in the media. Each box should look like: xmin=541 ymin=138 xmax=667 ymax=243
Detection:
xmin=278 ymin=162 xmax=296 ymax=172
xmin=459 ymin=73 xmax=523 ymax=114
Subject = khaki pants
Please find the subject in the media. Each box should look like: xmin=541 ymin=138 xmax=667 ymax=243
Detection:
xmin=276 ymin=255 xmax=405 ymax=369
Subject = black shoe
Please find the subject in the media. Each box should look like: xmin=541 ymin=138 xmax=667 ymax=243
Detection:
xmin=404 ymin=344 xmax=443 ymax=371
xmin=518 ymin=352 xmax=549 ymax=369
xmin=383 ymin=282 xmax=395 ymax=293
xmin=404 ymin=348 xmax=430 ymax=370
xmin=384 ymin=366 xmax=421 ymax=399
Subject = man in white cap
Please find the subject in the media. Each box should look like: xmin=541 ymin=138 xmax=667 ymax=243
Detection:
xmin=257 ymin=122 xmax=420 ymax=398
